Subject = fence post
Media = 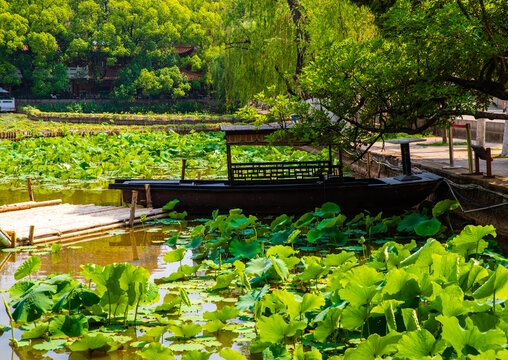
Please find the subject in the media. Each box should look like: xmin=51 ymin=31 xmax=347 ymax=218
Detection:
xmin=476 ymin=118 xmax=486 ymax=147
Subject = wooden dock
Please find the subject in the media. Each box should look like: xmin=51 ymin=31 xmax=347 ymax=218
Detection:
xmin=0 ymin=202 xmax=164 ymax=245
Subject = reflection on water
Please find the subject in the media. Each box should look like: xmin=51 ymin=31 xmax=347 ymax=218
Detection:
xmin=0 ymin=227 xmax=251 ymax=359
xmin=0 ymin=184 xmax=123 ymax=207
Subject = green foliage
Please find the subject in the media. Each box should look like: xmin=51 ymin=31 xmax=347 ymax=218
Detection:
xmin=14 ymin=255 xmax=41 ymax=280
xmin=5 ymin=204 xmax=507 ymax=360
xmin=0 ymin=131 xmax=322 ymax=186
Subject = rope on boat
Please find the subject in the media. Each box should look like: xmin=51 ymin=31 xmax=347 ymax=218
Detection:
xmin=346 ymin=149 xmax=508 ymax=213
xmin=444 ymin=178 xmax=508 ymax=213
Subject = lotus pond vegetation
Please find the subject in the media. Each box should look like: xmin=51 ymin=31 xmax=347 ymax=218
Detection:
xmin=0 ymin=130 xmax=324 ymax=187
xmin=1 ymin=201 xmax=506 ymax=360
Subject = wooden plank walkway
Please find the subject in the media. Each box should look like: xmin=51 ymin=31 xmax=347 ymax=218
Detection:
xmin=0 ymin=203 xmax=163 ymax=244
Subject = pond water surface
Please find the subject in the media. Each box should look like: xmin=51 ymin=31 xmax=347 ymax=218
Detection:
xmin=0 ymin=226 xmax=251 ymax=360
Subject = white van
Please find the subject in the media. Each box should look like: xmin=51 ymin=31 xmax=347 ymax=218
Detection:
xmin=0 ymin=88 xmax=15 ymax=112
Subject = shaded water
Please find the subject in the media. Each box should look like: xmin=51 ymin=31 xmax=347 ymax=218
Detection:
xmin=0 ymin=228 xmax=251 ymax=360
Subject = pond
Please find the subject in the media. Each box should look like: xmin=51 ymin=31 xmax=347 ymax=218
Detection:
xmin=0 ymin=226 xmax=252 ymax=360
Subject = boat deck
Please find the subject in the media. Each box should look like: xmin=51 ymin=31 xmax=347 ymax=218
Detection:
xmin=0 ymin=203 xmax=163 ymax=245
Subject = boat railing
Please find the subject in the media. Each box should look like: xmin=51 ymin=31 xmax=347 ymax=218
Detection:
xmin=230 ymin=160 xmax=337 ymax=182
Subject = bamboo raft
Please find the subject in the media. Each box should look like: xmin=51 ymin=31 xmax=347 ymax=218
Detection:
xmin=0 ymin=201 xmax=163 ymax=246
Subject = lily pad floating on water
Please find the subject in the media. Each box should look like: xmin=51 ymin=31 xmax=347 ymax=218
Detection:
xmin=168 ymin=342 xmax=205 ymax=352
xmin=107 ymin=230 xmax=127 ymax=235
xmin=32 ymin=339 xmax=68 ymax=351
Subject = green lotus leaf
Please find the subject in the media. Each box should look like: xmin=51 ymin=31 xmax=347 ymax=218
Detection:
xmin=293 ymin=344 xmax=322 ymax=360
xmin=204 ymin=319 xmax=225 ymax=333
xmin=32 ymin=339 xmax=67 ymax=351
xmin=236 ymin=285 xmax=269 ymax=311
xmin=295 ymin=260 xmax=327 ymax=283
xmin=339 ymin=266 xmax=383 ymax=306
xmin=168 ymin=322 xmax=202 ymax=339
xmin=317 ymin=215 xmax=346 ymax=231
xmin=306 ymin=229 xmax=324 ymax=243
xmin=341 ymin=305 xmax=368 ymax=331
xmin=397 ymin=213 xmax=426 ymax=233
xmin=229 ymin=239 xmax=261 ymax=259
xmin=203 ymin=305 xmax=239 ymax=322
xmin=270 ymin=255 xmax=289 ymax=281
xmin=142 ymin=325 xmax=169 ymax=342
xmin=137 ymin=342 xmax=174 ymax=360
xmin=269 ymin=214 xmax=293 ymax=231
xmin=257 ymin=314 xmax=306 ymax=344
xmin=430 ymin=253 xmax=461 ymax=284
xmin=431 ymin=284 xmax=467 ymax=317
xmin=286 ymin=229 xmax=301 ymax=244
xmin=165 ymin=235 xmax=179 ymax=246
xmin=266 ymin=245 xmax=298 ymax=258
xmin=381 ymin=268 xmax=421 ymax=301
xmin=262 ymin=344 xmax=292 ymax=360
xmin=313 ymin=306 xmax=342 ymax=342
xmin=343 ymin=333 xmax=401 ymax=360
xmin=432 ymin=199 xmax=459 ymax=218
xmin=288 ymin=293 xmax=325 ymax=319
xmin=396 ymin=329 xmax=445 ymax=359
xmin=163 ymin=247 xmax=186 ymax=264
xmin=399 ymin=239 xmax=447 ymax=267
xmin=49 ymin=314 xmax=89 ymax=337
xmin=68 ymin=332 xmax=121 ymax=352
xmin=179 ymin=288 xmax=191 ymax=307
xmin=294 ymin=212 xmax=315 ymax=228
xmin=436 ymin=315 xmax=506 ymax=355
xmin=414 ymin=218 xmax=442 ymax=237
xmin=218 ymin=348 xmax=248 ymax=360
xmin=323 ymin=251 xmax=356 ymax=267
xmin=314 ymin=202 xmax=341 ymax=217
xmin=211 ymin=272 xmax=237 ymax=291
xmin=14 ymin=256 xmax=42 ymax=280
xmin=473 ymin=264 xmax=508 ymax=300
xmin=11 ymin=283 xmax=57 ymax=322
xmin=449 ymin=224 xmax=496 ymax=257
xmin=162 ymin=199 xmax=180 ymax=212
xmin=21 ymin=323 xmax=48 ymax=340
xmin=181 ymin=350 xmax=211 ymax=360
xmin=9 ymin=281 xmax=35 ymax=298
xmin=401 ymin=308 xmax=421 ymax=332
xmin=168 ymin=342 xmax=205 ymax=351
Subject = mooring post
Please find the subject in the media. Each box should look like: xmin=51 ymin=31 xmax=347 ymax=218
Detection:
xmin=29 ymin=225 xmax=35 ymax=245
xmin=366 ymin=152 xmax=371 ymax=178
xmin=181 ymin=158 xmax=187 ymax=180
xmin=11 ymin=231 xmax=16 ymax=248
xmin=27 ymin=177 xmax=34 ymax=202
xmin=448 ymin=127 xmax=454 ymax=168
xmin=485 ymin=148 xmax=494 ymax=178
xmin=129 ymin=190 xmax=138 ymax=228
xmin=465 ymin=124 xmax=473 ymax=173
xmin=144 ymin=184 xmax=152 ymax=208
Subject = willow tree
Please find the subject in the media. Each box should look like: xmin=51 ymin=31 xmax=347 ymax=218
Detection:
xmin=213 ymin=0 xmax=376 ymax=106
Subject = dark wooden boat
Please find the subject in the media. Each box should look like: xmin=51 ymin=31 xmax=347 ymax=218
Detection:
xmin=109 ymin=124 xmax=443 ymax=214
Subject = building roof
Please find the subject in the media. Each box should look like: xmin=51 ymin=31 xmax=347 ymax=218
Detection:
xmin=180 ymin=69 xmax=203 ymax=80
xmin=173 ymin=46 xmax=194 ymax=55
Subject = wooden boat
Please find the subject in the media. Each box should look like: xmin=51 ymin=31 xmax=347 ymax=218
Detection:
xmin=109 ymin=124 xmax=443 ymax=214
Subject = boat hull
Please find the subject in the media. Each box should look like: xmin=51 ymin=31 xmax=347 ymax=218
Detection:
xmin=109 ymin=173 xmax=442 ymax=215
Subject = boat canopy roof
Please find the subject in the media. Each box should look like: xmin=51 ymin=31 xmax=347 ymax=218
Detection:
xmin=220 ymin=123 xmax=309 ymax=146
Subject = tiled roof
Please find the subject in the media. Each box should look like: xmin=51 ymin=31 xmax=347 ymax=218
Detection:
xmin=173 ymin=46 xmax=194 ymax=54
xmin=180 ymin=69 xmax=203 ymax=80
